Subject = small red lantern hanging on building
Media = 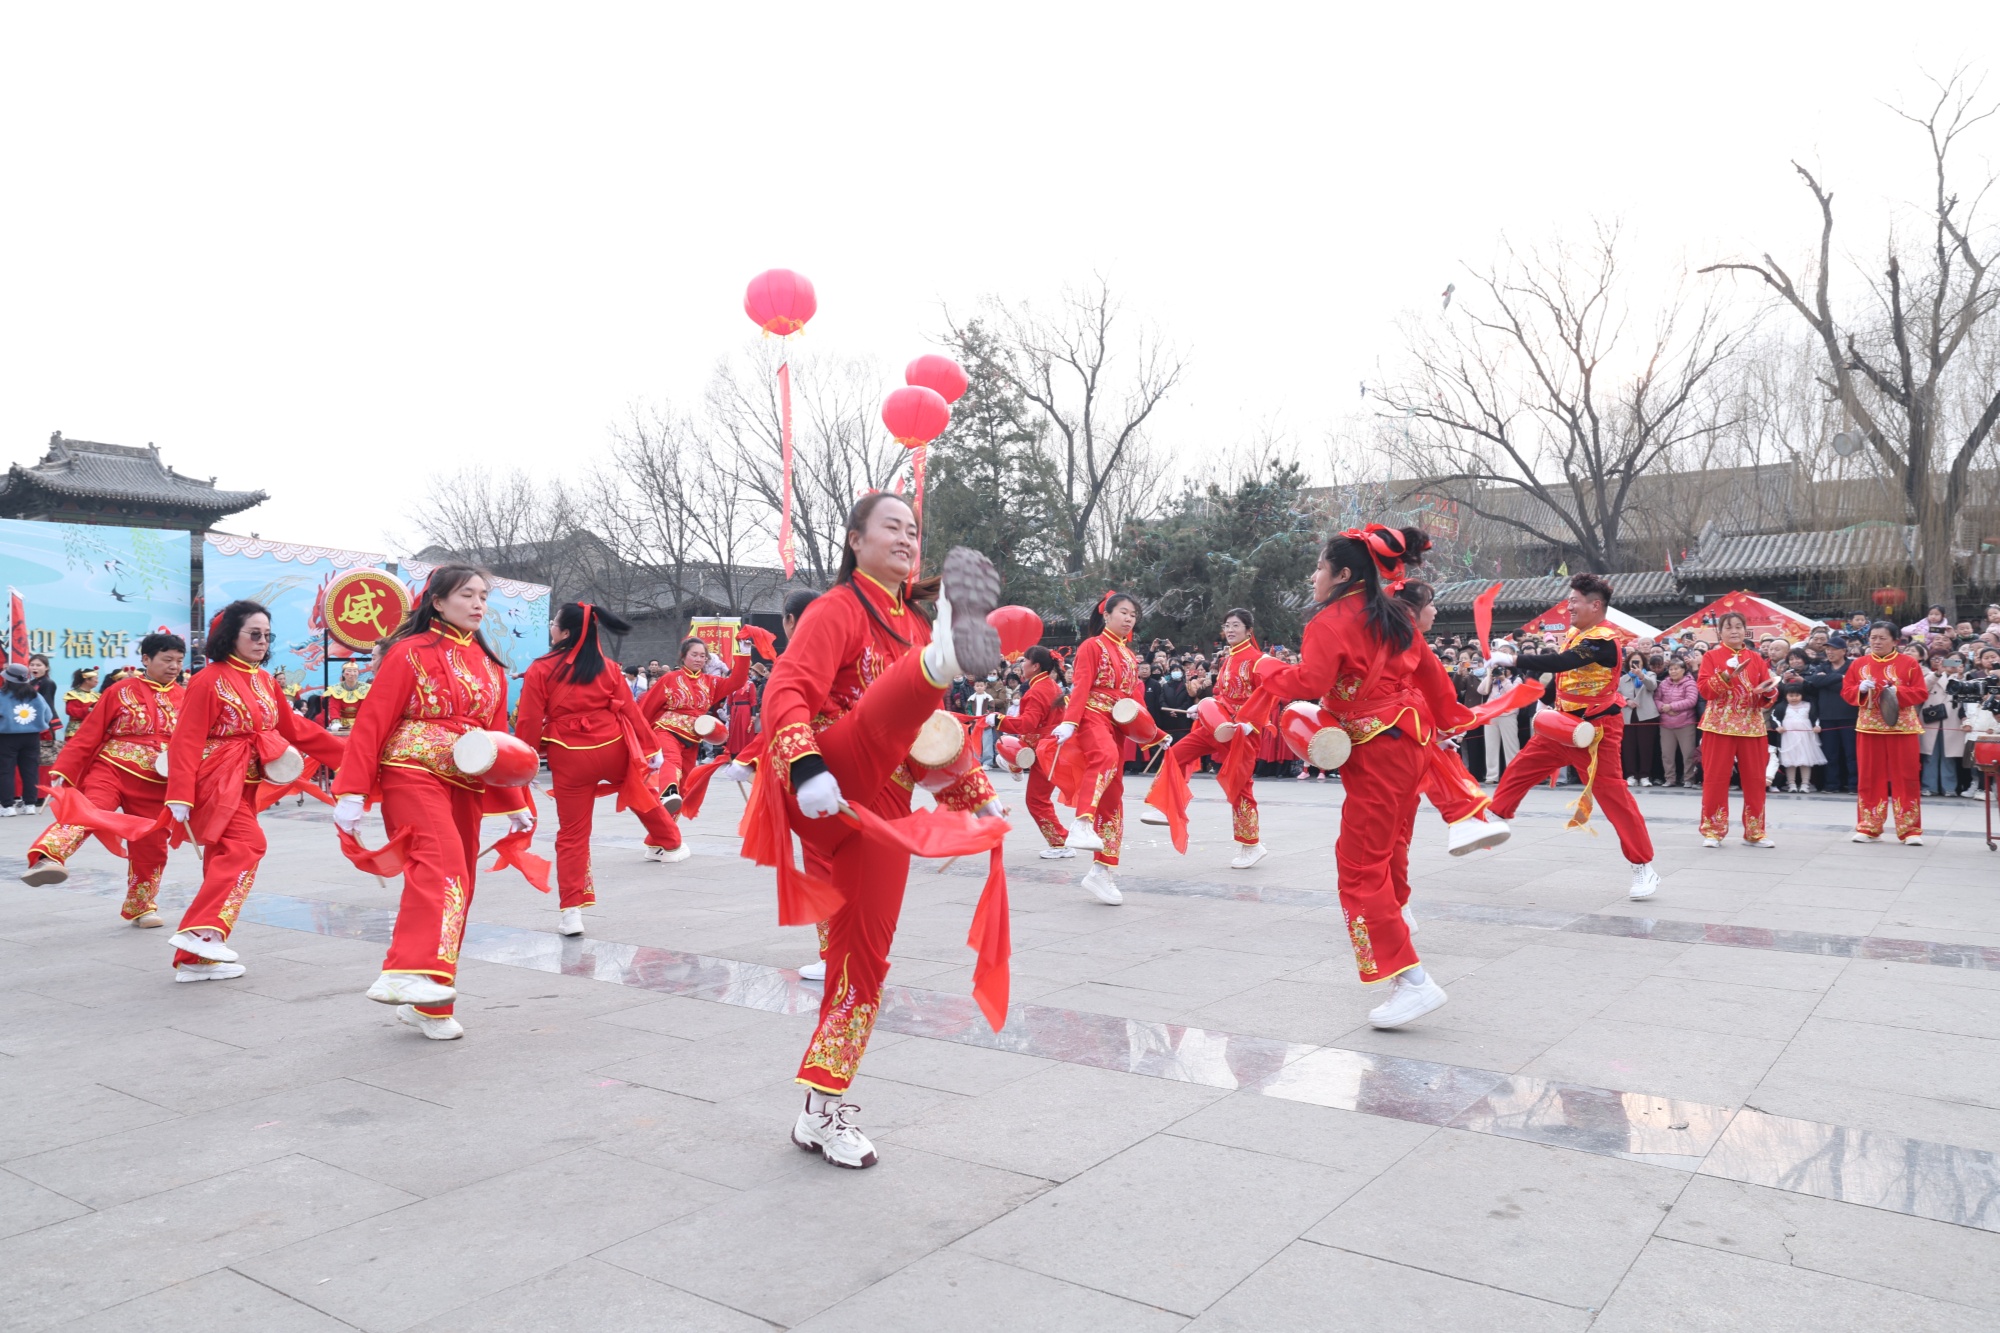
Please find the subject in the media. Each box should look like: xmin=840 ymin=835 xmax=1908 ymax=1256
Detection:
xmin=1871 ymin=586 xmax=1907 ymax=609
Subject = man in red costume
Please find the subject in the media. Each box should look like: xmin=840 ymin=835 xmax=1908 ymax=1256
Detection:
xmin=1697 ymin=609 xmax=1779 ymax=848
xmin=1488 ymin=574 xmax=1661 ymax=901
xmin=1844 ymin=621 xmax=1926 ymax=844
xmin=23 ymin=632 xmax=186 ymax=924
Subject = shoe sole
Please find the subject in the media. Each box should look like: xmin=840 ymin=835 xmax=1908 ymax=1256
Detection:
xmin=940 ymin=547 xmax=1003 ymax=677
xmin=168 ymin=933 xmax=238 ymax=963
xmin=366 ymin=983 xmax=457 ymax=1006
xmin=1447 ymin=828 xmax=1509 ymax=856
xmin=1231 ymin=852 xmax=1268 ymax=870
xmin=397 ymin=1008 xmax=464 ymax=1040
xmin=663 ymin=792 xmax=683 ymax=815
xmin=20 ymin=864 xmax=67 ymax=887
xmin=792 ymin=1127 xmax=877 ymax=1169
xmin=174 ymin=967 xmax=245 ymax=983
xmin=1370 ymin=989 xmax=1448 ymax=1029
xmin=1138 ymin=813 xmax=1169 ymax=826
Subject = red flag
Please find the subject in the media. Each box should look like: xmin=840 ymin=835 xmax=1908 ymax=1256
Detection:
xmin=40 ymin=782 xmax=168 ymax=857
xmin=1472 ymin=581 xmax=1503 ymax=657
xmin=488 ymin=829 xmax=553 ymax=893
xmin=7 ymin=589 xmax=26 ymax=666
xmin=912 ymin=443 xmax=929 ymax=530
xmin=1454 ymin=679 xmax=1544 ymax=734
xmin=778 ymin=361 xmax=796 ymax=580
xmin=338 ymin=827 xmax=414 ymax=877
xmin=967 ymin=846 xmax=1011 ymax=1031
xmin=677 ymin=755 xmax=731 ymax=820
xmin=1143 ymin=747 xmax=1191 ymax=854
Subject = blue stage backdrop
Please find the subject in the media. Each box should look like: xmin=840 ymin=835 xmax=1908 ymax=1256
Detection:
xmin=399 ymin=558 xmax=551 ymax=704
xmin=0 ymin=517 xmax=192 ymax=687
xmin=202 ymin=534 xmax=389 ymax=690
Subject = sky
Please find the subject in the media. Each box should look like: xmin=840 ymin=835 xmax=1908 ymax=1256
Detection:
xmin=4 ymin=3 xmax=1996 ymax=557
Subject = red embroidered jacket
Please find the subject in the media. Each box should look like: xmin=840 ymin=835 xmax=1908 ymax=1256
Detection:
xmin=1250 ymin=591 xmax=1470 ymax=745
xmin=1843 ymin=651 xmax=1925 ymax=737
xmin=638 ymin=649 xmax=750 ymax=744
xmin=166 ymin=656 xmax=347 ymax=841
xmin=332 ymin=627 xmax=526 ymax=813
xmin=1697 ymin=645 xmax=1775 ymax=738
xmin=1209 ymin=637 xmax=1268 ymax=715
xmin=515 ymin=653 xmax=661 ymax=760
xmin=50 ymin=674 xmax=184 ymax=787
xmin=1060 ymin=631 xmax=1141 ymax=724
xmin=998 ymin=672 xmax=1061 ymax=745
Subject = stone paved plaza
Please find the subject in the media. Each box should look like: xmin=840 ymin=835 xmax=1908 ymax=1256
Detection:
xmin=3 ymin=773 xmax=1998 ymax=1331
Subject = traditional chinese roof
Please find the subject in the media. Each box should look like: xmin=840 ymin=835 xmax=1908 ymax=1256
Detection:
xmin=0 ymin=433 xmax=266 ymax=528
xmin=1432 ymin=570 xmax=1683 ymax=612
xmin=1676 ymin=524 xmax=1918 ymax=580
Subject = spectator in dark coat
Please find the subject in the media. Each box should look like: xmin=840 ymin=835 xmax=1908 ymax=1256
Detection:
xmin=1804 ymin=635 xmax=1859 ymax=793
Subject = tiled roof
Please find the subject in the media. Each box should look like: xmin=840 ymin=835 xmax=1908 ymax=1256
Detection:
xmin=1678 ymin=525 xmax=1916 ymax=579
xmin=0 ymin=435 xmax=266 ymax=514
xmin=1433 ymin=570 xmax=1682 ymax=612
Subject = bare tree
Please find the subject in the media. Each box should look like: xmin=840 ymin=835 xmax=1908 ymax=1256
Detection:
xmin=1703 ymin=72 xmax=2000 ymax=607
xmin=962 ymin=277 xmax=1187 ymax=574
xmin=405 ymin=467 xmax=584 ymax=591
xmin=1379 ymin=225 xmax=1743 ymax=572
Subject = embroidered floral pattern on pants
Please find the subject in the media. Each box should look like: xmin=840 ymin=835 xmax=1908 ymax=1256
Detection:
xmin=438 ymin=875 xmax=467 ymax=965
xmin=31 ymin=823 xmax=89 ymax=865
xmin=1347 ymin=910 xmax=1378 ymax=978
xmin=1744 ymin=812 xmax=1766 ymax=843
xmin=1856 ymin=798 xmax=1888 ymax=837
xmin=217 ymin=869 xmax=256 ymax=932
xmin=121 ymin=865 xmax=163 ymax=920
xmin=802 ymin=966 xmax=879 ymax=1092
xmin=1095 ymin=807 xmax=1123 ymax=867
xmin=1699 ymin=808 xmax=1730 ymax=839
xmin=1231 ymin=798 xmax=1260 ymax=845
xmin=1034 ymin=812 xmax=1068 ymax=846
xmin=1893 ymin=799 xmax=1921 ymax=840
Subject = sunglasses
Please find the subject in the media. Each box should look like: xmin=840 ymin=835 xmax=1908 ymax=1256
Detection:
xmin=242 ymin=630 xmax=273 ymax=642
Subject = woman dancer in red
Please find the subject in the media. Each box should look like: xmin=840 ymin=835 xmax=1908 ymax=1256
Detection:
xmin=514 ymin=602 xmax=677 ymax=938
xmin=1844 ymin=621 xmax=1926 ymax=844
xmin=637 ymin=631 xmax=753 ymax=860
xmin=1145 ymin=608 xmax=1272 ymax=868
xmin=997 ymin=646 xmax=1069 ymax=858
xmin=1697 ymin=609 xmax=1779 ymax=849
xmin=1399 ymin=582 xmax=1511 ymax=860
xmin=164 ymin=602 xmax=346 ymax=983
xmin=756 ymin=494 xmax=1003 ymax=1168
xmin=1237 ymin=526 xmax=1472 ymax=1029
xmin=1049 ymin=592 xmax=1141 ymax=904
xmin=332 ymin=566 xmax=534 ymax=1039
xmin=23 ymin=632 xmax=187 ymax=923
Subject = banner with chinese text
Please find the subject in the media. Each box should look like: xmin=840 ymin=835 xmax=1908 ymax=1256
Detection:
xmin=0 ymin=518 xmax=191 ymax=688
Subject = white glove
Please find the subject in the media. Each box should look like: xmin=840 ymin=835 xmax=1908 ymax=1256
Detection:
xmin=975 ymin=798 xmax=1007 ymax=818
xmin=46 ymin=773 xmax=64 ymax=789
xmin=1727 ymin=655 xmax=1742 ymax=668
xmin=167 ymin=802 xmax=190 ymax=824
xmin=718 ymin=761 xmax=756 ymax=785
xmin=795 ymin=770 xmax=843 ymax=819
xmin=646 ymin=751 xmax=664 ymax=772
xmin=507 ymin=808 xmax=536 ymax=834
xmin=332 ymin=794 xmax=364 ymax=835
xmin=1051 ymin=722 xmax=1077 ymax=743
xmin=1858 ymin=677 xmax=1876 ymax=693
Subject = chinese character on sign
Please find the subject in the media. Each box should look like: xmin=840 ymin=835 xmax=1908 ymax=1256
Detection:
xmin=63 ymin=628 xmax=94 ymax=657
xmin=27 ymin=628 xmax=55 ymax=655
xmin=96 ymin=630 xmax=130 ymax=658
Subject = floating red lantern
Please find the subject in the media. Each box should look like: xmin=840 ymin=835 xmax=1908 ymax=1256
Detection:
xmin=905 ymin=354 xmax=969 ymax=404
xmin=987 ymin=605 xmax=1043 ymax=659
xmin=743 ymin=269 xmax=817 ymax=336
xmin=881 ymin=386 xmax=951 ymax=446
xmin=1871 ymin=586 xmax=1907 ymax=609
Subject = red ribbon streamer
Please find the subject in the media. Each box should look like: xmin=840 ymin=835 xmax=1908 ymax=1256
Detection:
xmin=967 ymin=845 xmax=1011 ymax=1031
xmin=778 ymin=360 xmax=796 ymax=580
xmin=676 ymin=755 xmax=731 ymax=820
xmin=1142 ymin=745 xmax=1192 ymax=854
xmin=1472 ymin=581 xmax=1503 ymax=657
xmin=488 ymin=829 xmax=554 ymax=893
xmin=1453 ymin=679 xmax=1544 ymax=734
xmin=338 ymin=826 xmax=414 ymax=878
xmin=40 ymin=782 xmax=169 ymax=857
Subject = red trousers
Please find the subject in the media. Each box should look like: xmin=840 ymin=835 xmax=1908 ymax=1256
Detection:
xmin=792 ymin=650 xmax=943 ymax=1094
xmin=548 ymin=742 xmax=680 ymax=909
xmin=1422 ymin=743 xmax=1490 ymax=826
xmin=30 ymin=764 xmax=170 ymax=920
xmin=1069 ymin=713 xmax=1125 ymax=867
xmin=380 ymin=768 xmax=484 ymax=1017
xmin=1334 ymin=730 xmax=1424 ymax=983
xmin=1700 ymin=731 xmax=1768 ymax=842
xmin=171 ymin=782 xmax=265 ymax=968
xmin=1856 ymin=731 xmax=1922 ymax=840
xmin=1491 ymin=710 xmax=1655 ymax=865
xmin=1169 ymin=727 xmax=1259 ymax=844
xmin=1023 ymin=765 xmax=1064 ymax=848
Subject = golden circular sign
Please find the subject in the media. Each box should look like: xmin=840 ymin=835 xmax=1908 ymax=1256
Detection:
xmin=322 ymin=570 xmax=413 ymax=651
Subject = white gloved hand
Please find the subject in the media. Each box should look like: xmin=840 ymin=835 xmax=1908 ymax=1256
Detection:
xmin=795 ymin=770 xmax=843 ymax=819
xmin=718 ymin=761 xmax=756 ymax=785
xmin=975 ymin=798 xmax=1007 ymax=818
xmin=646 ymin=751 xmax=664 ymax=773
xmin=507 ymin=808 xmax=536 ymax=834
xmin=167 ymin=802 xmax=190 ymax=824
xmin=45 ymin=773 xmax=64 ymax=789
xmin=1051 ymin=722 xmax=1077 ymax=743
xmin=1727 ymin=655 xmax=1742 ymax=668
xmin=332 ymin=794 xmax=364 ymax=835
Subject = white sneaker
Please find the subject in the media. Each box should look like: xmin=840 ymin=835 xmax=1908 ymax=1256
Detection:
xmin=1640 ymin=778 xmax=1652 ymax=787
xmin=800 ymin=959 xmax=827 ymax=982
xmin=792 ymin=1098 xmax=878 ymax=1169
xmin=558 ymin=907 xmax=584 ymax=936
xmin=1038 ymin=846 xmax=1076 ymax=860
xmin=169 ymin=930 xmax=238 ymax=963
xmin=1702 ymin=837 xmax=1721 ymax=849
xmin=20 ymin=861 xmax=67 ymax=887
xmin=1402 ymin=903 xmax=1418 ymax=935
xmin=132 ymin=911 xmax=164 ymax=929
xmin=1851 ymin=832 xmax=1880 ymax=844
xmin=0 ymin=806 xmax=15 ymax=819
xmin=1626 ymin=776 xmax=1636 ymax=786
xmin=1445 ymin=817 xmax=1510 ymax=856
xmin=174 ymin=961 xmax=245 ymax=982
xmin=1138 ymin=810 xmax=1170 ymax=827
xmin=397 ymin=1004 xmax=464 ymax=1040
xmin=1368 ymin=973 xmax=1448 ymax=1029
xmin=1746 ymin=837 xmax=1777 ymax=849
xmin=1081 ymin=865 xmax=1123 ymax=905
xmin=1064 ymin=822 xmax=1105 ymax=852
xmin=662 ymin=786 xmax=683 ymax=815
xmin=365 ymin=973 xmax=457 ymax=1007
xmin=1230 ymin=843 xmax=1268 ymax=870
xmin=645 ymin=844 xmax=692 ymax=863
xmin=1629 ymin=863 xmax=1661 ymax=900
xmin=1904 ymin=835 xmax=1925 ymax=847
xmin=922 ymin=547 xmax=1003 ymax=683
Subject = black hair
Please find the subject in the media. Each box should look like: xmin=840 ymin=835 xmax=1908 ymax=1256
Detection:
xmin=29 ymin=653 xmax=49 ymax=668
xmin=834 ymin=492 xmax=937 ymax=645
xmin=1021 ymin=645 xmax=1059 ymax=676
xmin=140 ymin=632 xmax=185 ymax=659
xmin=1867 ymin=619 xmax=1898 ymax=645
xmin=204 ymin=599 xmax=270 ymax=664
xmin=1221 ymin=606 xmax=1255 ymax=633
xmin=678 ymin=636 xmax=708 ymax=665
xmin=1717 ymin=610 xmax=1748 ymax=633
xmin=1085 ymin=592 xmax=1139 ymax=639
xmin=5 ymin=672 xmax=37 ymax=701
xmin=1320 ymin=526 xmax=1430 ymax=655
xmin=1570 ymin=572 xmax=1614 ymax=606
xmin=1393 ymin=580 xmax=1436 ymax=611
xmin=543 ymin=602 xmax=632 ymax=686
xmin=69 ymin=665 xmax=99 ymax=688
xmin=379 ymin=565 xmax=504 ymax=664
xmin=783 ymin=589 xmax=821 ymax=623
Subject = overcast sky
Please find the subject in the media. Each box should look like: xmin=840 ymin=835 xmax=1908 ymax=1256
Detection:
xmin=4 ymin=3 xmax=1994 ymax=557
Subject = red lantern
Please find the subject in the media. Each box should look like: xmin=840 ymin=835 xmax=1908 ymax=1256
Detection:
xmin=881 ymin=386 xmax=951 ymax=446
xmin=905 ymin=354 xmax=969 ymax=404
xmin=743 ymin=269 xmax=816 ymax=336
xmin=987 ymin=605 xmax=1043 ymax=659
xmin=1870 ymin=586 xmax=1907 ymax=608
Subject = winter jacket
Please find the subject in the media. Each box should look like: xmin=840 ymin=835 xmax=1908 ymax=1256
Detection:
xmin=1654 ymin=675 xmax=1700 ymax=729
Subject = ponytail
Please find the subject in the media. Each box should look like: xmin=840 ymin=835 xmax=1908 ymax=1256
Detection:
xmin=1320 ymin=525 xmax=1432 ymax=655
xmin=544 ymin=602 xmax=632 ymax=686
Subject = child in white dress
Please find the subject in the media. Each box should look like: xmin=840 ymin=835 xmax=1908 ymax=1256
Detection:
xmin=1775 ymin=686 xmax=1825 ymax=792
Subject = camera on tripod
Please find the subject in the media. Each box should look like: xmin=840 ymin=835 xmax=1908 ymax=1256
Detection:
xmin=1945 ymin=675 xmax=2000 ymax=704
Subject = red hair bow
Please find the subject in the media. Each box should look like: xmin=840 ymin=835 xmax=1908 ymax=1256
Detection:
xmin=1097 ymin=589 xmax=1119 ymax=615
xmin=1342 ymin=524 xmax=1410 ymax=591
xmin=562 ymin=603 xmax=595 ymax=666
